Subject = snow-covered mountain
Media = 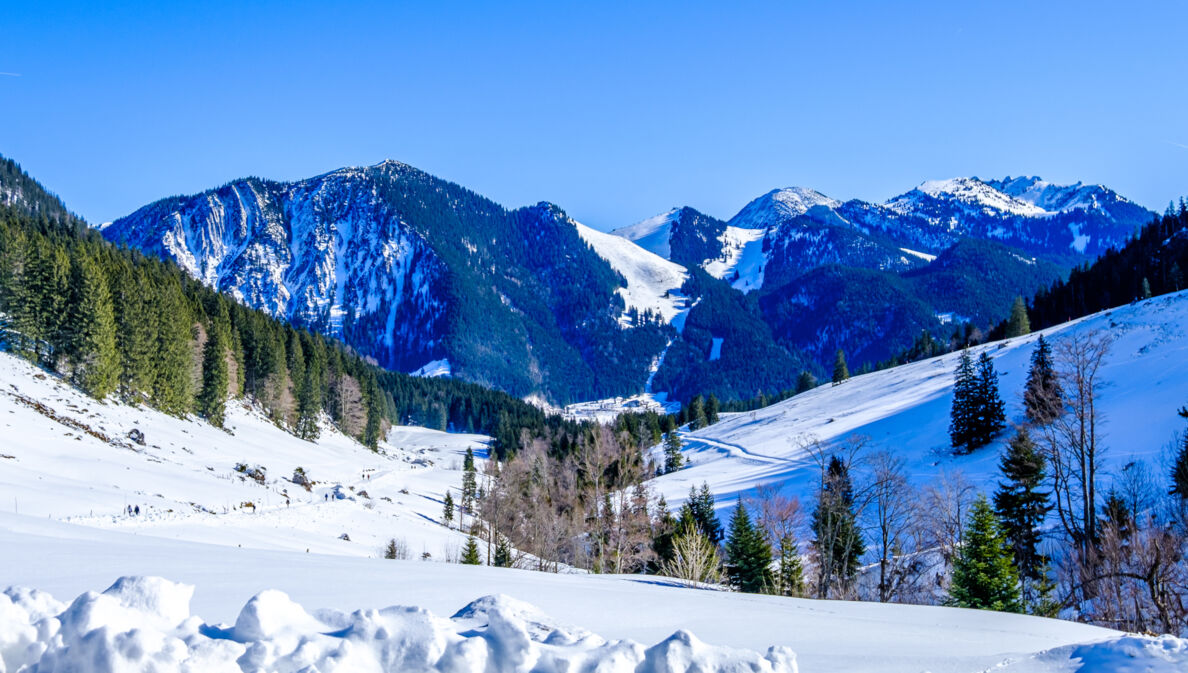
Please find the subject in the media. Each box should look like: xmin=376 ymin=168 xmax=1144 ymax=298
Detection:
xmin=103 ymin=161 xmax=673 ymax=404
xmin=619 ymin=176 xmax=1155 ymax=294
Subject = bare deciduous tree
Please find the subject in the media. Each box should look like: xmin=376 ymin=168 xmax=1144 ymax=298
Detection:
xmin=661 ymin=526 xmax=722 ymax=587
xmin=866 ymin=451 xmax=927 ymax=603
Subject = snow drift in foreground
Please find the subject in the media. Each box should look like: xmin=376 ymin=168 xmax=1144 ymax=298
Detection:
xmin=0 ymin=576 xmax=798 ymax=673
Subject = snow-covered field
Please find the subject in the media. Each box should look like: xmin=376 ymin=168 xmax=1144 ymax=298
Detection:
xmin=3 ymin=294 xmax=1188 ymax=670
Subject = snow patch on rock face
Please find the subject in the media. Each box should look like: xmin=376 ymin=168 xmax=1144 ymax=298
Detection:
xmin=0 ymin=577 xmax=799 ymax=673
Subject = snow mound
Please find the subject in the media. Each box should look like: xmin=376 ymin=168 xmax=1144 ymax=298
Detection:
xmin=0 ymin=577 xmax=799 ymax=673
xmin=1004 ymin=634 xmax=1188 ymax=672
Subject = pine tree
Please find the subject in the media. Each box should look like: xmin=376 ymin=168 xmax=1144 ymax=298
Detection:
xmin=811 ymin=456 xmax=865 ymax=592
xmin=950 ymin=349 xmax=977 ymax=452
xmin=705 ymin=394 xmax=720 ymax=425
xmin=776 ymin=534 xmax=804 ymax=597
xmin=976 ymin=352 xmax=1006 ymax=444
xmin=948 ymin=495 xmax=1021 ymax=613
xmin=1005 ymin=296 xmax=1031 ymax=337
xmin=796 ymin=371 xmax=817 ymax=394
xmin=443 ymin=491 xmax=455 ymax=528
xmin=494 ymin=535 xmax=512 ymax=567
xmin=663 ymin=431 xmax=684 ymax=474
xmin=686 ymin=395 xmax=707 ymax=430
xmin=1170 ymin=408 xmax=1188 ymax=501
xmin=680 ymin=482 xmax=723 ymax=545
xmin=461 ymin=536 xmax=482 ymax=565
xmin=725 ymin=497 xmax=774 ymax=594
xmin=832 ymin=349 xmax=850 ymax=385
xmin=64 ymin=252 xmax=119 ymax=398
xmin=992 ymin=428 xmax=1051 ymax=605
xmin=147 ymin=280 xmax=193 ymax=415
xmin=196 ymin=326 xmax=229 ymax=427
xmin=461 ymin=447 xmax=478 ymax=514
xmin=651 ymin=495 xmax=677 ymax=567
xmin=1023 ymin=336 xmax=1063 ymax=425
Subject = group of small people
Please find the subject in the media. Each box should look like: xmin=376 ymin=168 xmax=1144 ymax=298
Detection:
xmin=125 ymin=504 xmax=141 ymax=516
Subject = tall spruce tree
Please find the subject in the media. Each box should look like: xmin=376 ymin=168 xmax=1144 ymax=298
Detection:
xmin=993 ymin=428 xmax=1051 ymax=605
xmin=832 ymin=349 xmax=850 ymax=385
xmin=663 ymin=431 xmax=684 ymax=474
xmin=776 ymin=534 xmax=805 ymax=597
xmin=1005 ymin=296 xmax=1031 ymax=338
xmin=461 ymin=447 xmax=478 ymax=514
xmin=705 ymin=394 xmax=720 ymax=425
xmin=64 ymin=251 xmax=119 ymax=398
xmin=1023 ymin=336 xmax=1062 ymax=425
xmin=948 ymin=495 xmax=1022 ymax=613
xmin=148 ymin=280 xmax=193 ymax=415
xmin=976 ymin=352 xmax=1006 ymax=443
xmin=686 ymin=395 xmax=707 ymax=430
xmin=725 ymin=497 xmax=773 ymax=594
xmin=196 ymin=327 xmax=230 ymax=427
xmin=1172 ymin=407 xmax=1188 ymax=501
xmin=950 ymin=349 xmax=978 ymax=452
xmin=811 ymin=456 xmax=865 ymax=592
xmin=680 ymin=482 xmax=723 ymax=545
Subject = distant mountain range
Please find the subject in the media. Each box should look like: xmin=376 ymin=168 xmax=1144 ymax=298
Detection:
xmin=96 ymin=162 xmax=1154 ymax=404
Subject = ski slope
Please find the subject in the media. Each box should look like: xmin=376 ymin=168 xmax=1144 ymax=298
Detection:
xmin=651 ymin=291 xmax=1188 ymax=517
xmin=575 ymin=221 xmax=691 ymax=329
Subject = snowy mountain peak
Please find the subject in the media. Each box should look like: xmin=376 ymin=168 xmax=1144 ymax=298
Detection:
xmin=906 ymin=177 xmax=1048 ymax=216
xmin=728 ymin=187 xmax=841 ymax=229
xmin=610 ymin=208 xmax=682 ymax=258
xmin=986 ymin=175 xmax=1135 ymax=216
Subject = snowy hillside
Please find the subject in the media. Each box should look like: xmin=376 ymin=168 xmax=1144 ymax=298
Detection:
xmin=610 ymin=208 xmax=681 ymax=258
xmin=576 ymin=221 xmax=691 ymax=329
xmin=1 ymin=314 xmax=1185 ymax=670
xmin=652 ymin=291 xmax=1188 ymax=514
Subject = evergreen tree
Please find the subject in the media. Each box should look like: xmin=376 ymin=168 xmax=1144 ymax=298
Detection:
xmin=811 ymin=456 xmax=865 ymax=590
xmin=950 ymin=349 xmax=978 ymax=452
xmin=679 ymin=482 xmax=723 ymax=545
xmin=686 ymin=395 xmax=707 ymax=430
xmin=64 ymin=251 xmax=119 ymax=398
xmin=461 ymin=536 xmax=482 ymax=565
xmin=705 ymin=394 xmax=720 ymax=425
xmin=948 ymin=495 xmax=1021 ymax=613
xmin=796 ymin=371 xmax=816 ymax=394
xmin=992 ymin=428 xmax=1051 ymax=604
xmin=1170 ymin=407 xmax=1188 ymax=501
xmin=1005 ymin=296 xmax=1031 ymax=338
xmin=196 ymin=327 xmax=229 ymax=427
xmin=1023 ymin=336 xmax=1063 ymax=425
xmin=776 ymin=534 xmax=804 ymax=597
xmin=294 ymin=366 xmax=322 ymax=440
xmin=443 ymin=490 xmax=455 ymax=528
xmin=461 ymin=447 xmax=478 ymax=514
xmin=832 ymin=349 xmax=849 ymax=385
xmin=976 ymin=352 xmax=1006 ymax=442
xmin=494 ymin=535 xmax=512 ymax=567
xmin=651 ymin=495 xmax=677 ymax=567
xmin=725 ymin=497 xmax=774 ymax=594
xmin=148 ymin=281 xmax=193 ymax=415
xmin=663 ymin=431 xmax=684 ymax=474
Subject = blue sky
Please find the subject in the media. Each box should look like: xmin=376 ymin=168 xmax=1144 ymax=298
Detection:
xmin=1 ymin=1 xmax=1186 ymax=229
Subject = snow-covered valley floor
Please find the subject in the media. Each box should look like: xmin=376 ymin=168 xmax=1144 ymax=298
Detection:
xmin=3 ymin=295 xmax=1188 ymax=670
